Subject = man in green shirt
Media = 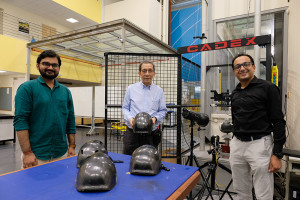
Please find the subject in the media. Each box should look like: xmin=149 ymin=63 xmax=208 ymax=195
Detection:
xmin=14 ymin=50 xmax=76 ymax=168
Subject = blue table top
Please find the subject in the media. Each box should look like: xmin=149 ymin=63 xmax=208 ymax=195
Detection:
xmin=0 ymin=152 xmax=198 ymax=200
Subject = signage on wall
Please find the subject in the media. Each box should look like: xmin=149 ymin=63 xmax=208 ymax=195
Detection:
xmin=19 ymin=21 xmax=29 ymax=34
xmin=177 ymin=35 xmax=271 ymax=54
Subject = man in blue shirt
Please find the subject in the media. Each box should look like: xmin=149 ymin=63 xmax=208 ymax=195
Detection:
xmin=14 ymin=50 xmax=76 ymax=168
xmin=122 ymin=61 xmax=167 ymax=155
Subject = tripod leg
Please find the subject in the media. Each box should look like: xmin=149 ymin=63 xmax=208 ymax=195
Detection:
xmin=186 ymin=155 xmax=197 ymax=200
xmin=196 ymin=171 xmax=211 ymax=200
xmin=212 ymin=161 xmax=237 ymax=200
xmin=192 ymin=155 xmax=201 ymax=168
xmin=218 ymin=179 xmax=233 ymax=200
xmin=218 ymin=163 xmax=232 ymax=174
xmin=185 ymin=156 xmax=191 ymax=166
xmin=196 ymin=161 xmax=210 ymax=198
xmin=213 ymin=161 xmax=238 ymax=200
xmin=196 ymin=164 xmax=215 ymax=200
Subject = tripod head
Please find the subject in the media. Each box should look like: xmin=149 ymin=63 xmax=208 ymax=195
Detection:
xmin=208 ymin=135 xmax=221 ymax=156
xmin=211 ymin=135 xmax=220 ymax=148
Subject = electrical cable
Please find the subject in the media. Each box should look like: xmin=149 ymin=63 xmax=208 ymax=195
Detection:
xmin=245 ymin=0 xmax=252 ymax=38
xmin=181 ymin=119 xmax=191 ymax=148
xmin=213 ymin=137 xmax=225 ymax=189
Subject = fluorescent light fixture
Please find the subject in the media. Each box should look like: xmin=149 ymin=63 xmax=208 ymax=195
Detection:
xmin=0 ymin=70 xmax=6 ymax=73
xmin=66 ymin=18 xmax=78 ymax=23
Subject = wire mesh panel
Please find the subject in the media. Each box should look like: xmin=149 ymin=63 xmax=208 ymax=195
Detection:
xmin=181 ymin=58 xmax=202 ymax=155
xmin=104 ymin=52 xmax=182 ymax=159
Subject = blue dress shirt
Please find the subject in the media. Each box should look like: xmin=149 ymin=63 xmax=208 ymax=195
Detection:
xmin=122 ymin=81 xmax=167 ymax=130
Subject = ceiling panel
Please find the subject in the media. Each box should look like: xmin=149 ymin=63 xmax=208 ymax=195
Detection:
xmin=2 ymin=0 xmax=97 ymax=30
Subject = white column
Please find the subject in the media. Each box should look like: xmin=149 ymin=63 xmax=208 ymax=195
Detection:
xmin=254 ymin=0 xmax=261 ymax=78
xmin=200 ymin=0 xmax=208 ymax=151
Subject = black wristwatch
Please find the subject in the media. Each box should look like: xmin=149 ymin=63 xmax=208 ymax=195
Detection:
xmin=273 ymin=152 xmax=283 ymax=159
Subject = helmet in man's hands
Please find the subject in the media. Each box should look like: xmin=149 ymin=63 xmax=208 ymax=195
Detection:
xmin=133 ymin=112 xmax=153 ymax=135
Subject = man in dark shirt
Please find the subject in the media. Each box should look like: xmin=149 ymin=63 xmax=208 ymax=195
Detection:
xmin=230 ymin=53 xmax=286 ymax=200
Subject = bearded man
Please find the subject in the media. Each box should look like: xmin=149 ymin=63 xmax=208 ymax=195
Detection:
xmin=14 ymin=50 xmax=76 ymax=169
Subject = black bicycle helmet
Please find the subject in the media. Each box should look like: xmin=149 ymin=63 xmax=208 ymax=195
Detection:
xmin=75 ymin=152 xmax=117 ymax=192
xmin=133 ymin=112 xmax=153 ymax=135
xmin=130 ymin=145 xmax=161 ymax=176
xmin=77 ymin=140 xmax=108 ymax=168
xmin=220 ymin=120 xmax=234 ymax=133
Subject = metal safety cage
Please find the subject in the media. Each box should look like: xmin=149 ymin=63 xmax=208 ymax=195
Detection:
xmin=104 ymin=52 xmax=183 ymax=163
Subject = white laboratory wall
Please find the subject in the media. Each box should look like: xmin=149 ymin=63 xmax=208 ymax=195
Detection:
xmin=285 ymin=0 xmax=300 ymax=150
xmin=104 ymin=0 xmax=162 ymax=40
xmin=212 ymin=0 xmax=289 ymax=20
xmin=212 ymin=0 xmax=300 ymax=149
xmin=69 ymin=86 xmax=105 ymax=118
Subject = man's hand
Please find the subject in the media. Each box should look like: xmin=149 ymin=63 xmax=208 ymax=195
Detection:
xmin=268 ymin=155 xmax=282 ymax=172
xmin=152 ymin=117 xmax=157 ymax=126
xmin=23 ymin=153 xmax=38 ymax=168
xmin=68 ymin=147 xmax=76 ymax=157
xmin=129 ymin=118 xmax=134 ymax=127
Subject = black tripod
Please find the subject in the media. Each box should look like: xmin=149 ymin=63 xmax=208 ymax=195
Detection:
xmin=185 ymin=120 xmax=201 ymax=167
xmin=185 ymin=120 xmax=218 ymax=200
xmin=184 ymin=120 xmax=235 ymax=200
xmin=195 ymin=140 xmax=235 ymax=200
xmin=184 ymin=120 xmax=204 ymax=200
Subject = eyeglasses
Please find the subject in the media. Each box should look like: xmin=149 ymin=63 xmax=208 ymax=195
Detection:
xmin=233 ymin=62 xmax=253 ymax=71
xmin=141 ymin=69 xmax=154 ymax=74
xmin=41 ymin=62 xmax=60 ymax=68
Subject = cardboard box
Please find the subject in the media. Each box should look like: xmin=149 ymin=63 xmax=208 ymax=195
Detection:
xmin=75 ymin=117 xmax=82 ymax=125
xmin=162 ymin=148 xmax=182 ymax=164
xmin=82 ymin=118 xmax=104 ymax=125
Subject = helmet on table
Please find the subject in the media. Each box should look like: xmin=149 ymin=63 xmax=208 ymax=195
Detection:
xmin=77 ymin=140 xmax=108 ymax=168
xmin=75 ymin=152 xmax=117 ymax=192
xmin=130 ymin=145 xmax=161 ymax=176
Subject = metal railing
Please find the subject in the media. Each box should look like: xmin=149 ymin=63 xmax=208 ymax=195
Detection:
xmin=0 ymin=10 xmax=61 ymax=42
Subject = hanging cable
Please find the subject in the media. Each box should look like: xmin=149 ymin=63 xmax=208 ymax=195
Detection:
xmin=213 ymin=137 xmax=225 ymax=188
xmin=245 ymin=0 xmax=252 ymax=38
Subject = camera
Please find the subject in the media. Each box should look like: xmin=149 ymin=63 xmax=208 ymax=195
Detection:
xmin=182 ymin=108 xmax=209 ymax=127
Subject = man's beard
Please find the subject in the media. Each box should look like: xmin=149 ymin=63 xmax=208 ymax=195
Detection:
xmin=39 ymin=68 xmax=59 ymax=80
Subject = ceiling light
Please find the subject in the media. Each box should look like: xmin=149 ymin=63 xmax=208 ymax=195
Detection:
xmin=0 ymin=70 xmax=6 ymax=73
xmin=66 ymin=18 xmax=78 ymax=23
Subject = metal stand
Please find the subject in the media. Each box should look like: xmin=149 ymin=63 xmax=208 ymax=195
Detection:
xmin=184 ymin=120 xmax=214 ymax=200
xmin=185 ymin=120 xmax=200 ymax=167
xmin=195 ymin=146 xmax=235 ymax=200
xmin=86 ymin=86 xmax=99 ymax=136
